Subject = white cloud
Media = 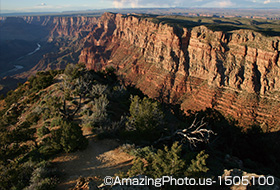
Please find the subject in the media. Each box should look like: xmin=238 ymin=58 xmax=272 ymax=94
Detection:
xmin=111 ymin=0 xmax=243 ymax=8
xmin=263 ymin=0 xmax=280 ymax=3
xmin=38 ymin=3 xmax=47 ymax=6
xmin=202 ymin=0 xmax=235 ymax=7
xmin=113 ymin=0 xmax=139 ymax=8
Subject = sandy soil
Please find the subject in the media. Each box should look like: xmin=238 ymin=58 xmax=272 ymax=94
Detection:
xmin=52 ymin=137 xmax=134 ymax=190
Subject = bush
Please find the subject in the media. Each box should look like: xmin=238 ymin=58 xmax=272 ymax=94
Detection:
xmin=89 ymin=84 xmax=108 ymax=98
xmin=127 ymin=96 xmax=164 ymax=132
xmin=111 ymin=85 xmax=128 ymax=99
xmin=127 ymin=142 xmax=185 ymax=178
xmin=185 ymin=150 xmax=209 ymax=178
xmin=24 ymin=161 xmax=57 ymax=190
xmin=50 ymin=117 xmax=63 ymax=128
xmin=124 ymin=95 xmax=164 ymax=142
xmin=60 ymin=121 xmax=88 ymax=153
xmin=64 ymin=63 xmax=80 ymax=80
xmin=26 ymin=113 xmax=40 ymax=125
xmin=37 ymin=126 xmax=50 ymax=138
xmin=24 ymin=177 xmax=56 ymax=190
xmin=28 ymin=72 xmax=54 ymax=92
xmin=82 ymin=95 xmax=109 ymax=129
xmin=150 ymin=142 xmax=185 ymax=178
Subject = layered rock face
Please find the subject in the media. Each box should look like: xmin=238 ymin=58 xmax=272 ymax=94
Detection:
xmin=22 ymin=16 xmax=98 ymax=40
xmin=0 ymin=15 xmax=98 ymax=41
xmin=80 ymin=13 xmax=280 ymax=129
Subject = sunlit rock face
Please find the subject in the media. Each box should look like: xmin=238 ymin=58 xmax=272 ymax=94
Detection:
xmin=79 ymin=13 xmax=280 ymax=129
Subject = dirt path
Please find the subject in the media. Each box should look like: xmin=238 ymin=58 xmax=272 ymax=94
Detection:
xmin=52 ymin=138 xmax=134 ymax=189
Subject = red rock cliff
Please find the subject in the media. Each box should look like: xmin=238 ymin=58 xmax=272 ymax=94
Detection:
xmin=79 ymin=13 xmax=280 ymax=129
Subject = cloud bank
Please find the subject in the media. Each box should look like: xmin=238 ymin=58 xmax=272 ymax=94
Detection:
xmin=111 ymin=0 xmax=279 ymax=8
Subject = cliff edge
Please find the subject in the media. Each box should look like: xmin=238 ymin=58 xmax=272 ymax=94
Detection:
xmin=79 ymin=13 xmax=280 ymax=129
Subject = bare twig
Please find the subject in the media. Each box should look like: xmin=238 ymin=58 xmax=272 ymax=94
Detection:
xmin=154 ymin=115 xmax=216 ymax=149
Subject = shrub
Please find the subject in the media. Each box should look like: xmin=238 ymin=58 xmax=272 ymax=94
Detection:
xmin=24 ymin=162 xmax=57 ymax=190
xmin=124 ymin=95 xmax=164 ymax=142
xmin=82 ymin=95 xmax=109 ymax=129
xmin=119 ymin=143 xmax=136 ymax=154
xmin=26 ymin=112 xmax=40 ymax=125
xmin=185 ymin=150 xmax=209 ymax=178
xmin=28 ymin=72 xmax=54 ymax=92
xmin=64 ymin=63 xmax=79 ymax=80
xmin=150 ymin=142 xmax=185 ymax=178
xmin=128 ymin=158 xmax=147 ymax=177
xmin=24 ymin=177 xmax=56 ymax=190
xmin=90 ymin=84 xmax=108 ymax=98
xmin=37 ymin=126 xmax=50 ymax=138
xmin=127 ymin=96 xmax=164 ymax=132
xmin=111 ymin=85 xmax=128 ymax=99
xmin=60 ymin=121 xmax=88 ymax=153
xmin=127 ymin=142 xmax=185 ymax=178
xmin=50 ymin=117 xmax=63 ymax=128
xmin=130 ymin=146 xmax=155 ymax=158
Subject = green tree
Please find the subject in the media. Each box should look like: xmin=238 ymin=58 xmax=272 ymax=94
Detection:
xmin=185 ymin=150 xmax=209 ymax=178
xmin=28 ymin=71 xmax=54 ymax=92
xmin=37 ymin=126 xmax=50 ymax=138
xmin=60 ymin=121 xmax=88 ymax=153
xmin=150 ymin=142 xmax=185 ymax=178
xmin=64 ymin=63 xmax=80 ymax=81
xmin=128 ymin=158 xmax=147 ymax=177
xmin=127 ymin=96 xmax=164 ymax=132
xmin=127 ymin=142 xmax=185 ymax=178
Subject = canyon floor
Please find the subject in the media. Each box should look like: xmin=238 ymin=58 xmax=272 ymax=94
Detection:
xmin=52 ymin=131 xmax=134 ymax=190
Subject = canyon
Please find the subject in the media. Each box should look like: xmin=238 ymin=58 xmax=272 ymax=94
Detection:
xmin=1 ymin=12 xmax=280 ymax=129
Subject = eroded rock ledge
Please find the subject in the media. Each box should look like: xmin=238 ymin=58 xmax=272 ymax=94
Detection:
xmin=79 ymin=13 xmax=280 ymax=129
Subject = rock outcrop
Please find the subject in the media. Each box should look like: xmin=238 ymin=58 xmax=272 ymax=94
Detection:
xmin=79 ymin=13 xmax=280 ymax=129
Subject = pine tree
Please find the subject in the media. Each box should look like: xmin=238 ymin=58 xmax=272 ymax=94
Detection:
xmin=60 ymin=121 xmax=88 ymax=153
xmin=128 ymin=158 xmax=146 ymax=177
xmin=185 ymin=150 xmax=209 ymax=177
xmin=127 ymin=96 xmax=164 ymax=132
xmin=150 ymin=141 xmax=185 ymax=178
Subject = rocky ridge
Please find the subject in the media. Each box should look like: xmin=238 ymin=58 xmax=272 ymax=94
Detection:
xmin=79 ymin=13 xmax=280 ymax=129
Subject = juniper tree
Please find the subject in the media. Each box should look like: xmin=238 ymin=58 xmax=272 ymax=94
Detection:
xmin=185 ymin=150 xmax=209 ymax=178
xmin=126 ymin=95 xmax=164 ymax=132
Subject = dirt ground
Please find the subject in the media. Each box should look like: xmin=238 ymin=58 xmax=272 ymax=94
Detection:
xmin=52 ymin=137 xmax=134 ymax=190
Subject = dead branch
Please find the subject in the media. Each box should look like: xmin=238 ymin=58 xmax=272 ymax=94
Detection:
xmin=154 ymin=115 xmax=216 ymax=149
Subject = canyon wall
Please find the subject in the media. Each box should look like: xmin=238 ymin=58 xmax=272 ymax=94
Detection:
xmin=0 ymin=16 xmax=98 ymax=41
xmin=23 ymin=16 xmax=98 ymax=40
xmin=1 ymin=13 xmax=279 ymax=129
xmin=80 ymin=13 xmax=280 ymax=129
xmin=1 ymin=15 xmax=99 ymax=76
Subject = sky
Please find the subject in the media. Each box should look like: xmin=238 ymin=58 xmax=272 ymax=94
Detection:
xmin=1 ymin=0 xmax=280 ymax=13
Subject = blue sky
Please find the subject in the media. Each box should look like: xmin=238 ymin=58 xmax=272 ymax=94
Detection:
xmin=1 ymin=0 xmax=280 ymax=13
